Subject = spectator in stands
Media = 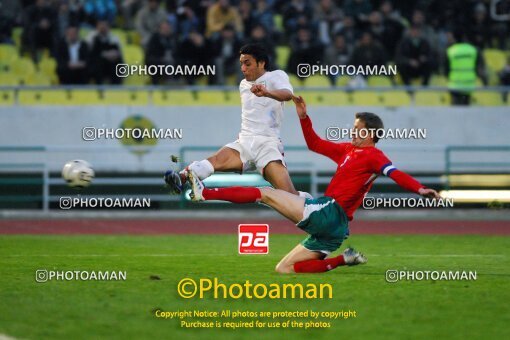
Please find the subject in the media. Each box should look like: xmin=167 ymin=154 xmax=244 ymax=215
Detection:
xmin=164 ymin=0 xmax=178 ymax=33
xmin=121 ymin=0 xmax=143 ymax=29
xmin=344 ymin=0 xmax=371 ymax=27
xmin=253 ymin=0 xmax=275 ymax=35
xmin=176 ymin=30 xmax=214 ymax=84
xmin=445 ymin=31 xmax=487 ymax=105
xmin=410 ymin=9 xmax=438 ymax=69
xmin=396 ymin=25 xmax=432 ymax=86
xmin=499 ymin=57 xmax=510 ymax=86
xmin=245 ymin=24 xmax=276 ymax=69
xmin=379 ymin=0 xmax=405 ymax=58
xmin=88 ymin=20 xmax=123 ymax=84
xmin=467 ymin=3 xmax=491 ymax=50
xmin=287 ymin=27 xmax=324 ymax=77
xmin=282 ymin=0 xmax=314 ymax=37
xmin=211 ymin=24 xmax=243 ymax=84
xmin=135 ymin=0 xmax=167 ymax=47
xmin=238 ymin=0 xmax=254 ymax=38
xmin=83 ymin=0 xmax=117 ymax=25
xmin=57 ymin=0 xmax=85 ymax=38
xmin=325 ymin=33 xmax=352 ymax=85
xmin=475 ymin=0 xmax=508 ymax=49
xmin=349 ymin=31 xmax=388 ymax=75
xmin=23 ymin=0 xmax=58 ymax=61
xmin=56 ymin=26 xmax=90 ymax=84
xmin=0 ymin=0 xmax=22 ymax=44
xmin=205 ymin=0 xmax=243 ymax=39
xmin=145 ymin=20 xmax=177 ymax=85
xmin=499 ymin=56 xmax=510 ymax=102
xmin=174 ymin=2 xmax=200 ymax=40
xmin=333 ymin=16 xmax=359 ymax=49
xmin=314 ymin=0 xmax=342 ymax=45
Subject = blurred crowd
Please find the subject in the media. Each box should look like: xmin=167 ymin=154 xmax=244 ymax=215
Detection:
xmin=0 ymin=0 xmax=509 ymax=86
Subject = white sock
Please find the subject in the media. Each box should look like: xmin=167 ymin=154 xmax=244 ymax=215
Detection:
xmin=188 ymin=160 xmax=215 ymax=180
xmin=298 ymin=191 xmax=313 ymax=200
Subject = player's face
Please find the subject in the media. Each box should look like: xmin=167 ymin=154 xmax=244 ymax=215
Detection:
xmin=240 ymin=54 xmax=265 ymax=81
xmin=351 ymin=118 xmax=374 ymax=147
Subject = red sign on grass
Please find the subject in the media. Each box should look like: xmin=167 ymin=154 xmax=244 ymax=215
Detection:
xmin=238 ymin=224 xmax=269 ymax=254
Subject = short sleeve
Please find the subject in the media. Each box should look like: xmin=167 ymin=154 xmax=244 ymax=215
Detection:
xmin=269 ymin=70 xmax=293 ymax=93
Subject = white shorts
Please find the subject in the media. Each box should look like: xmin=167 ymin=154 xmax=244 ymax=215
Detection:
xmin=225 ymin=136 xmax=286 ymax=174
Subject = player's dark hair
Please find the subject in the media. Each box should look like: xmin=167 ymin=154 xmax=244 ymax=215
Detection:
xmin=355 ymin=112 xmax=384 ymax=143
xmin=239 ymin=43 xmax=269 ymax=70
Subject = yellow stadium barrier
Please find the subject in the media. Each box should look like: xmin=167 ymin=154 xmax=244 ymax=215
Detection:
xmin=152 ymin=90 xmax=198 ymax=105
xmin=101 ymin=90 xmax=149 ymax=105
xmin=414 ymin=91 xmax=451 ymax=106
xmin=0 ymin=90 xmax=15 ymax=105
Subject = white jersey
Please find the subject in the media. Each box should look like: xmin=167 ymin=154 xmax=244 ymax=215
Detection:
xmin=239 ymin=70 xmax=293 ymax=138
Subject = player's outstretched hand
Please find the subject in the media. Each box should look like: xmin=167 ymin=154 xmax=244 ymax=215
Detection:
xmin=292 ymin=95 xmax=307 ymax=119
xmin=418 ymin=187 xmax=440 ymax=199
xmin=251 ymin=84 xmax=269 ymax=97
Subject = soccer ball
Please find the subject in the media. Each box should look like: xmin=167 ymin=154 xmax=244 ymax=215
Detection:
xmin=62 ymin=160 xmax=95 ymax=188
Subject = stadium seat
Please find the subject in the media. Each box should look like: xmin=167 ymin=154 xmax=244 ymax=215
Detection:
xmin=367 ymin=76 xmax=393 ymax=87
xmin=352 ymin=91 xmax=383 ymax=105
xmin=303 ymin=91 xmax=350 ymax=105
xmin=9 ymin=58 xmax=36 ymax=77
xmin=414 ymin=91 xmax=451 ymax=106
xmin=483 ymin=49 xmax=506 ymax=72
xmin=38 ymin=58 xmax=57 ymax=75
xmin=429 ymin=75 xmax=448 ymax=87
xmin=19 ymin=90 xmax=69 ymax=105
xmin=126 ymin=30 xmax=141 ymax=45
xmin=123 ymin=74 xmax=150 ymax=86
xmin=304 ymin=75 xmax=331 ymax=87
xmin=198 ymin=91 xmax=228 ymax=105
xmin=20 ymin=90 xmax=102 ymax=105
xmin=0 ymin=73 xmax=23 ymax=86
xmin=0 ymin=44 xmax=17 ymax=65
xmin=111 ymin=29 xmax=129 ymax=46
xmin=335 ymin=76 xmax=353 ymax=87
xmin=25 ymin=72 xmax=52 ymax=86
xmin=225 ymin=74 xmax=238 ymax=86
xmin=152 ymin=90 xmax=198 ymax=105
xmin=123 ymin=45 xmax=144 ymax=64
xmin=289 ymin=74 xmax=305 ymax=87
xmin=198 ymin=91 xmax=240 ymax=105
xmin=276 ymin=46 xmax=290 ymax=69
xmin=471 ymin=91 xmax=505 ymax=106
xmin=12 ymin=28 xmax=22 ymax=47
xmin=225 ymin=90 xmax=241 ymax=105
xmin=273 ymin=14 xmax=284 ymax=32
xmin=71 ymin=90 xmax=101 ymax=104
xmin=0 ymin=90 xmax=15 ymax=105
xmin=102 ymin=90 xmax=149 ymax=105
xmin=79 ymin=27 xmax=92 ymax=40
xmin=382 ymin=91 xmax=411 ymax=106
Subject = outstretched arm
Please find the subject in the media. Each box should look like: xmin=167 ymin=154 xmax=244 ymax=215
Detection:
xmin=388 ymin=168 xmax=440 ymax=199
xmin=293 ymin=95 xmax=347 ymax=163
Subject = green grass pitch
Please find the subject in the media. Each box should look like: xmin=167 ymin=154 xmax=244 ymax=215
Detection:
xmin=1 ymin=234 xmax=509 ymax=339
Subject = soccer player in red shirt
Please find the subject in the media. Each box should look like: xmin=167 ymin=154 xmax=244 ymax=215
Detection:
xmin=187 ymin=95 xmax=440 ymax=274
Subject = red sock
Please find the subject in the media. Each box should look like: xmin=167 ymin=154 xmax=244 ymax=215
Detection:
xmin=293 ymin=255 xmax=346 ymax=273
xmin=202 ymin=187 xmax=262 ymax=203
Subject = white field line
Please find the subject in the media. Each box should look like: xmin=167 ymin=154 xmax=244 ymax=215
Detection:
xmin=0 ymin=334 xmax=18 ymax=340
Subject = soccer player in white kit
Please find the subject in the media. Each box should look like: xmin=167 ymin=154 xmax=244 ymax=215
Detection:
xmin=166 ymin=43 xmax=306 ymax=196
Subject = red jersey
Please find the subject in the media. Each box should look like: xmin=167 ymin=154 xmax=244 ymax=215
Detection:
xmin=300 ymin=116 xmax=424 ymax=220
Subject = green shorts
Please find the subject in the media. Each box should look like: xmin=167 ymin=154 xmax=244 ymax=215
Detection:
xmin=297 ymin=196 xmax=349 ymax=254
